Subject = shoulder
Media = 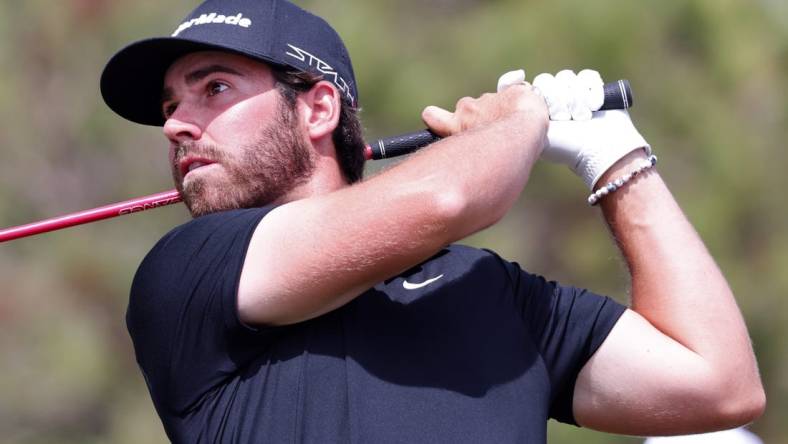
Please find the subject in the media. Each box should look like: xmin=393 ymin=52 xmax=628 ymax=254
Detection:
xmin=130 ymin=207 xmax=275 ymax=312
xmin=127 ymin=207 xmax=277 ymax=351
xmin=140 ymin=207 xmax=274 ymax=268
xmin=154 ymin=208 xmax=273 ymax=252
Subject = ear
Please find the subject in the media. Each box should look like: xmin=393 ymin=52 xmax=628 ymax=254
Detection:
xmin=298 ymin=81 xmax=341 ymax=142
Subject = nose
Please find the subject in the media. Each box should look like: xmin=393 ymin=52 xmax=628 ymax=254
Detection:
xmin=162 ymin=107 xmax=203 ymax=145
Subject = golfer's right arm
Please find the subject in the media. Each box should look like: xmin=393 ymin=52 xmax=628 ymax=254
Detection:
xmin=238 ymin=83 xmax=548 ymax=326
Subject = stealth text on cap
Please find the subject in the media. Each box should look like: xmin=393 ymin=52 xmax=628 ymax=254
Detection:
xmin=172 ymin=12 xmax=252 ymax=37
xmin=286 ymin=44 xmax=356 ymax=104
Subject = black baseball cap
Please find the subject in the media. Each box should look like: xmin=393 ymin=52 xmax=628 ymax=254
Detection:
xmin=100 ymin=0 xmax=358 ymax=126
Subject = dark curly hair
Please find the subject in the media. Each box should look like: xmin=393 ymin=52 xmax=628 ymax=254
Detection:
xmin=271 ymin=67 xmax=366 ymax=184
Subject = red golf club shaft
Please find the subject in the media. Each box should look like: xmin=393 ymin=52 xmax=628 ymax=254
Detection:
xmin=0 ymin=141 xmax=387 ymax=243
xmin=0 ymin=145 xmax=381 ymax=243
xmin=0 ymin=190 xmax=182 ymax=243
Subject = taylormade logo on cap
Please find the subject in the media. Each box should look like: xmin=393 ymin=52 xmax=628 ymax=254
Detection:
xmin=171 ymin=12 xmax=252 ymax=37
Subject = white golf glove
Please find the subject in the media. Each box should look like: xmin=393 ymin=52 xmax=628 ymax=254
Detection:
xmin=498 ymin=69 xmax=651 ymax=189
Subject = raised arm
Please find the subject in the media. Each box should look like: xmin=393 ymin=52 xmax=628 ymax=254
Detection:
xmin=516 ymin=70 xmax=765 ymax=434
xmin=572 ymin=151 xmax=765 ymax=435
xmin=238 ymin=81 xmax=548 ymax=326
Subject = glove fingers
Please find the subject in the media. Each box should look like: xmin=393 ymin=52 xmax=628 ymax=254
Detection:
xmin=534 ymin=72 xmax=572 ymax=121
xmin=497 ymin=69 xmax=526 ymax=92
xmin=558 ymin=69 xmax=599 ymax=121
xmin=534 ymin=69 xmax=605 ymax=121
xmin=577 ymin=69 xmax=605 ymax=111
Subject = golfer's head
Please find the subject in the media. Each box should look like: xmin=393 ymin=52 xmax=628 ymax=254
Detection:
xmin=100 ymin=0 xmax=366 ymax=215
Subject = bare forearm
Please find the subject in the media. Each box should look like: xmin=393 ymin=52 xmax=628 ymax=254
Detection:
xmin=599 ymin=151 xmax=763 ymax=408
xmin=386 ymin=114 xmax=544 ymax=235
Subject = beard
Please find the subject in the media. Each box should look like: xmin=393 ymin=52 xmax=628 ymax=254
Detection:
xmin=171 ymin=99 xmax=316 ymax=218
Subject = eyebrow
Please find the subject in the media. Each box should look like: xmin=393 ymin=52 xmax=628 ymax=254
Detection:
xmin=161 ymin=64 xmax=244 ymax=104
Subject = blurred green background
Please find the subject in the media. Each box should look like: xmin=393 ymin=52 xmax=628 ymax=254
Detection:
xmin=0 ymin=0 xmax=786 ymax=442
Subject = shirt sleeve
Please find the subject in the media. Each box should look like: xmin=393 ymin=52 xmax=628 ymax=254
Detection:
xmin=126 ymin=207 xmax=275 ymax=415
xmin=487 ymin=250 xmax=627 ymax=426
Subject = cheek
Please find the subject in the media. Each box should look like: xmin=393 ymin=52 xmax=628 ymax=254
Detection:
xmin=206 ymin=93 xmax=284 ymax=147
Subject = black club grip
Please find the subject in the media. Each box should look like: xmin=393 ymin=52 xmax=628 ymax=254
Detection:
xmin=599 ymin=79 xmax=633 ymax=110
xmin=365 ymin=79 xmax=634 ymax=160
xmin=365 ymin=130 xmax=441 ymax=160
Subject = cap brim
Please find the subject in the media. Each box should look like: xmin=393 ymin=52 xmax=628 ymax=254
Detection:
xmin=101 ymin=37 xmax=284 ymax=126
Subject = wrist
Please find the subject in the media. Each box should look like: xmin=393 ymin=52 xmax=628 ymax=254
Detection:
xmin=587 ymin=149 xmax=656 ymax=206
xmin=502 ymin=109 xmax=549 ymax=154
xmin=544 ymin=110 xmax=651 ymax=189
xmin=593 ymin=148 xmax=650 ymax=191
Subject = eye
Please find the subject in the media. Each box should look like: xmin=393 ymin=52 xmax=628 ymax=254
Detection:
xmin=162 ymin=102 xmax=178 ymax=119
xmin=207 ymin=81 xmax=229 ymax=97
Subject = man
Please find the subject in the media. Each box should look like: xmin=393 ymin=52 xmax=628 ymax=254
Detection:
xmin=100 ymin=0 xmax=765 ymax=442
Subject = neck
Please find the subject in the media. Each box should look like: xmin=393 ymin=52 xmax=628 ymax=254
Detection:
xmin=274 ymin=153 xmax=349 ymax=205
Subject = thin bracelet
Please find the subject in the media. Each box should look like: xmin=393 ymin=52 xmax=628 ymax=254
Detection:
xmin=588 ymin=155 xmax=658 ymax=206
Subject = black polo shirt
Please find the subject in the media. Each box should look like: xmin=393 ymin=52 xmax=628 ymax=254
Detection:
xmin=128 ymin=207 xmax=625 ymax=443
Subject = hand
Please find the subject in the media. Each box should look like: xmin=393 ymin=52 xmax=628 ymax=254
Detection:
xmin=546 ymin=109 xmax=651 ymax=189
xmin=421 ymin=71 xmax=549 ymax=147
xmin=534 ymin=69 xmax=651 ymax=189
xmin=497 ymin=69 xmax=651 ymax=189
xmin=532 ymin=69 xmax=605 ymax=121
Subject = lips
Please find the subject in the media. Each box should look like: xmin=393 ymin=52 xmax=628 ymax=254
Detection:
xmin=179 ymin=157 xmax=215 ymax=178
xmin=188 ymin=161 xmax=207 ymax=172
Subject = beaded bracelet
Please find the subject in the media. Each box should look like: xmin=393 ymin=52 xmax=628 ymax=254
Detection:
xmin=588 ymin=155 xmax=658 ymax=206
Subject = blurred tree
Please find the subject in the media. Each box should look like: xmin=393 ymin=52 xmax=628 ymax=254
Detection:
xmin=0 ymin=0 xmax=784 ymax=442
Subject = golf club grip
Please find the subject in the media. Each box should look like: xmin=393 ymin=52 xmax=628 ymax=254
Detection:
xmin=365 ymin=79 xmax=633 ymax=160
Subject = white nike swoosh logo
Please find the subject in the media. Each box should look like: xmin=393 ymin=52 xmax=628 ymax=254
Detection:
xmin=402 ymin=274 xmax=444 ymax=290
